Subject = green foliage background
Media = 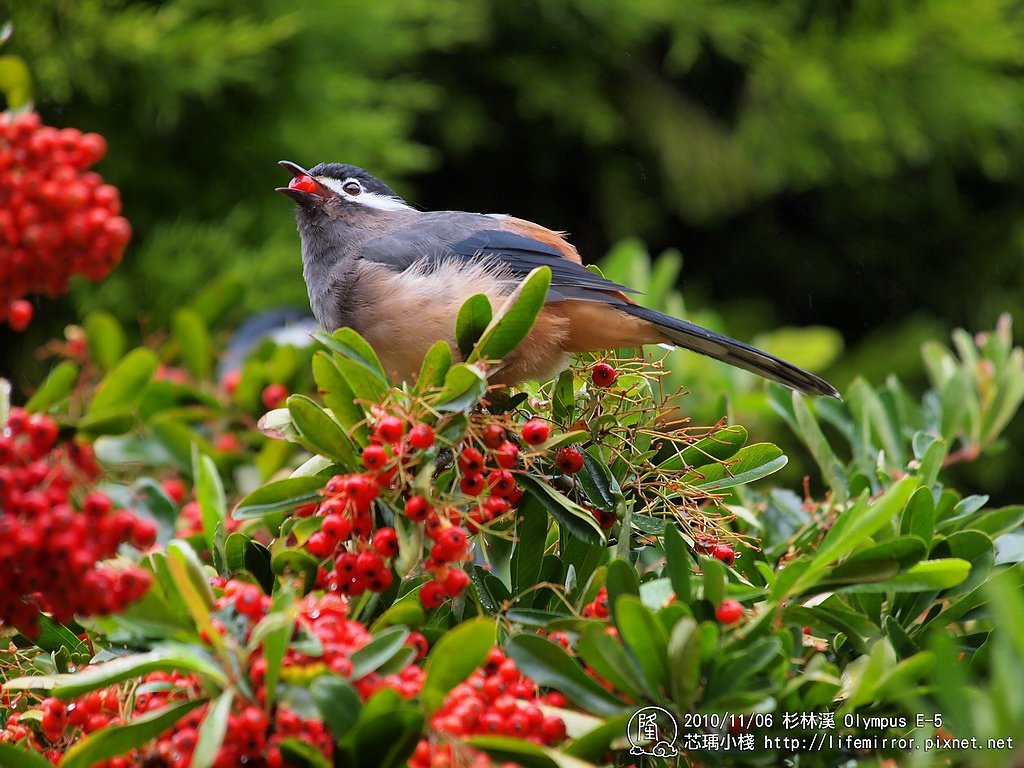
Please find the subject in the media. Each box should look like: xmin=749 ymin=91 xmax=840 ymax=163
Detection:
xmin=5 ymin=0 xmax=1024 ymax=494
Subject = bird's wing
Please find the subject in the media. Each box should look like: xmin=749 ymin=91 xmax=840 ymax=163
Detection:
xmin=357 ymin=212 xmax=636 ymax=303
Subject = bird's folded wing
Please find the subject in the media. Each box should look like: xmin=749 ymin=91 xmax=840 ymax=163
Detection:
xmin=358 ymin=215 xmax=636 ymax=304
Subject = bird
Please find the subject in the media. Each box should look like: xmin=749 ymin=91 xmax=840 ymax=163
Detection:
xmin=276 ymin=161 xmax=839 ymax=398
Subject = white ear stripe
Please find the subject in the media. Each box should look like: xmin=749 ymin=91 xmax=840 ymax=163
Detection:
xmin=315 ymin=176 xmax=412 ymax=212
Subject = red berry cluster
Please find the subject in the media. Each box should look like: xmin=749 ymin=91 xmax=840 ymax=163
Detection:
xmin=0 ymin=111 xmax=131 ymax=330
xmin=695 ymin=536 xmax=738 ymax=567
xmin=580 ymin=587 xmax=610 ymax=620
xmin=411 ymin=648 xmax=568 ymax=768
xmin=0 ymin=407 xmax=155 ymax=636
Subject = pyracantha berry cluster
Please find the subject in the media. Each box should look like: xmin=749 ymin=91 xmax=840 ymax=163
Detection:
xmin=0 ymin=111 xmax=131 ymax=330
xmin=580 ymin=586 xmax=610 ymax=620
xmin=410 ymin=648 xmax=568 ymax=768
xmin=0 ymin=407 xmax=155 ymax=636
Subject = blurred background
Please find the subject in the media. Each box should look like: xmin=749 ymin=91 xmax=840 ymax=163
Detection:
xmin=3 ymin=0 xmax=1024 ymax=497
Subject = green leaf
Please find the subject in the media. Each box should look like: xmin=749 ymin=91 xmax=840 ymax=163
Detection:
xmin=467 ymin=266 xmax=551 ymax=363
xmin=792 ymin=392 xmax=849 ymax=502
xmin=312 ymin=351 xmax=369 ymax=442
xmin=700 ymin=555 xmax=726 ymax=606
xmin=4 ymin=645 xmax=226 ymax=697
xmin=435 ymin=363 xmax=488 ymax=413
xmin=456 ymin=293 xmax=494 ymax=358
xmin=172 ymin=308 xmax=212 ymax=381
xmin=614 ymin=595 xmax=669 ymax=693
xmin=884 ymin=559 xmax=971 ymax=592
xmin=310 ymin=674 xmax=362 ymax=739
xmin=422 ymin=618 xmax=496 ymax=712
xmin=518 ymin=475 xmax=605 ymax=546
xmin=0 ymin=53 xmax=33 ymax=108
xmin=350 ymin=626 xmax=410 ymax=679
xmin=196 ymin=454 xmax=226 ymax=556
xmin=561 ymin=714 xmax=632 ymax=762
xmin=60 ymin=699 xmax=206 ymax=768
xmin=466 ymin=736 xmax=595 ymax=768
xmin=371 ymin=596 xmax=426 ymax=632
xmin=512 ymin=496 xmax=548 ymax=596
xmin=190 ymin=691 xmax=233 ymax=768
xmin=25 ymin=361 xmax=79 ymax=413
xmin=507 ymin=634 xmax=626 ymax=716
xmin=234 ymin=477 xmax=325 ymax=519
xmin=663 ymin=525 xmax=692 ymax=603
xmin=31 ymin=615 xmax=90 ymax=660
xmin=578 ymin=448 xmax=623 ymax=513
xmin=87 ymin=348 xmax=158 ymax=416
xmin=659 ymin=425 xmax=747 ymax=471
xmin=415 ymin=340 xmax=453 ymax=393
xmin=574 ymin=625 xmax=649 ymax=699
xmin=667 ymin=617 xmax=701 ymax=710
xmin=83 ymin=310 xmax=127 ymax=371
xmin=605 ymin=558 xmax=639 ymax=624
xmin=279 ymin=737 xmax=333 ymax=768
xmin=314 ymin=327 xmax=386 ymax=378
xmin=552 ymin=369 xmax=576 ymax=424
xmin=0 ymin=378 xmax=9 ymax=428
xmin=272 ymin=549 xmax=320 ymax=594
xmin=0 ymin=743 xmax=55 ymax=768
xmin=683 ymin=443 xmax=788 ymax=491
xmin=288 ymin=394 xmax=355 ymax=462
xmin=900 ymin=487 xmax=937 ymax=549
xmin=793 ymin=476 xmax=919 ymax=594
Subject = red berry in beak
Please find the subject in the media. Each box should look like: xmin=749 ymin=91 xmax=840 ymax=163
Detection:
xmin=289 ymin=174 xmax=320 ymax=194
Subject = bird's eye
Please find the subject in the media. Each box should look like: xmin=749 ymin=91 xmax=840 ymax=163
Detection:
xmin=342 ymin=180 xmax=362 ymax=196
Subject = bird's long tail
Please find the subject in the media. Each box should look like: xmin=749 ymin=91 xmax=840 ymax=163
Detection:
xmin=619 ymin=304 xmax=840 ymax=398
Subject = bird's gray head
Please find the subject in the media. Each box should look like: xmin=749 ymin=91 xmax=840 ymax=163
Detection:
xmin=276 ymin=160 xmax=411 ymax=228
xmin=277 ymin=159 xmax=413 ymax=262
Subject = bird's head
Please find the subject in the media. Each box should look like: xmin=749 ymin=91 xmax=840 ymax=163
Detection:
xmin=276 ymin=161 xmax=410 ymax=219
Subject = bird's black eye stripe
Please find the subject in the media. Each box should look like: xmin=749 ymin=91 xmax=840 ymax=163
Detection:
xmin=342 ymin=180 xmax=362 ymax=196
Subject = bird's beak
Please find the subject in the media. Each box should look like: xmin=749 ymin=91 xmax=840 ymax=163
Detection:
xmin=276 ymin=160 xmax=335 ymax=204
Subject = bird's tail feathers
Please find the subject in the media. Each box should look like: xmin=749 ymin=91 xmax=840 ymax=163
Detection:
xmin=619 ymin=304 xmax=840 ymax=398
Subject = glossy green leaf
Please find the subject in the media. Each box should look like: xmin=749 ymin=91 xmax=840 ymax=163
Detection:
xmin=195 ymin=454 xmax=226 ymax=555
xmin=272 ymin=549 xmax=320 ymax=594
xmin=415 ymin=340 xmax=453 ymax=393
xmin=314 ymin=327 xmax=386 ymax=377
xmin=422 ymin=618 xmax=496 ymax=711
xmin=660 ymin=425 xmax=747 ymax=471
xmin=512 ymin=495 xmax=547 ymax=595
xmin=288 ymin=394 xmax=354 ymax=461
xmin=518 ymin=475 xmax=605 ymax=546
xmin=350 ymin=626 xmax=410 ymax=679
xmin=60 ymin=699 xmax=206 ymax=768
xmin=615 ymin=595 xmax=669 ymax=692
xmin=575 ymin=625 xmax=648 ymax=699
xmin=25 ymin=361 xmax=79 ymax=413
xmin=435 ymin=363 xmax=488 ymax=412
xmin=0 ymin=743 xmax=55 ymax=768
xmin=233 ymin=476 xmax=325 ymax=519
xmin=683 ymin=443 xmax=788 ymax=491
xmin=312 ymin=351 xmax=369 ymax=442
xmin=667 ymin=617 xmax=701 ymax=710
xmin=4 ymin=645 xmax=225 ymax=697
xmin=663 ymin=525 xmax=692 ymax=603
xmin=456 ymin=293 xmax=493 ymax=358
xmin=83 ymin=310 xmax=128 ymax=371
xmin=172 ymin=308 xmax=212 ymax=380
xmin=467 ymin=266 xmax=551 ymax=363
xmin=88 ymin=348 xmax=158 ymax=416
xmin=507 ymin=634 xmax=626 ymax=715
xmin=190 ymin=691 xmax=233 ymax=768
xmin=310 ymin=674 xmax=362 ymax=739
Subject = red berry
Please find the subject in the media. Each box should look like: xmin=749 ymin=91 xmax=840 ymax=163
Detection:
xmin=408 ymin=424 xmax=435 ymax=450
xmin=161 ymin=478 xmax=187 ymax=504
xmin=375 ymin=415 xmax=405 ymax=443
xmin=419 ymin=581 xmax=445 ymax=609
xmin=372 ymin=527 xmax=400 ymax=558
xmin=404 ymin=495 xmax=431 ymax=522
xmin=261 ymin=383 xmax=289 ymax=409
xmin=321 ymin=514 xmax=352 ymax=542
xmin=482 ymin=424 xmax=505 ymax=449
xmin=521 ymin=419 xmax=550 ymax=445
xmin=362 ymin=444 xmax=388 ymax=471
xmin=716 ymin=599 xmax=744 ymax=625
xmin=442 ymin=568 xmax=470 ymax=597
xmin=590 ymin=362 xmax=618 ymax=387
xmin=458 ymin=447 xmax=485 ymax=474
xmin=460 ymin=472 xmax=486 ymax=496
xmin=289 ymin=174 xmax=319 ymax=194
xmin=494 ymin=441 xmax=519 ymax=468
xmin=554 ymin=446 xmax=584 ymax=474
xmin=8 ymin=300 xmax=32 ymax=331
xmin=712 ymin=544 xmax=736 ymax=567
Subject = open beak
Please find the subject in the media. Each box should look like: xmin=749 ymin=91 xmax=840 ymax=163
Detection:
xmin=276 ymin=160 xmax=335 ymax=204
